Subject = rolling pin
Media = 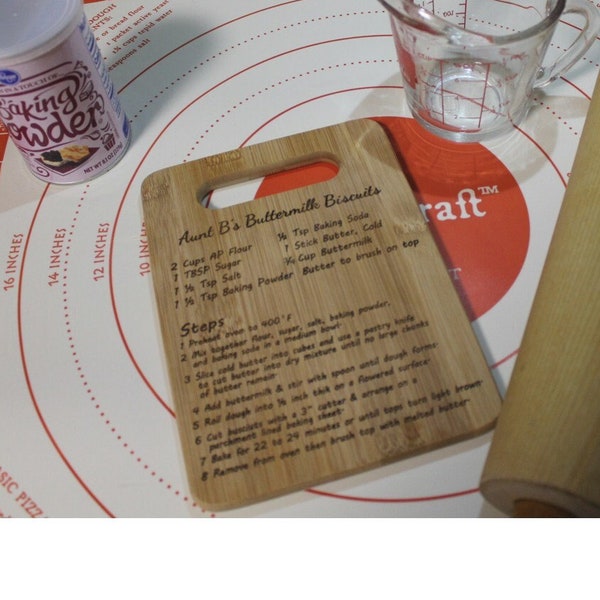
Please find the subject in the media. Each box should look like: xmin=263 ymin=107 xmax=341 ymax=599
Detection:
xmin=480 ymin=76 xmax=600 ymax=517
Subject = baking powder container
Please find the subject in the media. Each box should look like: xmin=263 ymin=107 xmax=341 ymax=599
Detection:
xmin=0 ymin=0 xmax=130 ymax=184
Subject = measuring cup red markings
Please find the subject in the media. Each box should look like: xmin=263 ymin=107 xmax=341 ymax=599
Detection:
xmin=379 ymin=0 xmax=600 ymax=140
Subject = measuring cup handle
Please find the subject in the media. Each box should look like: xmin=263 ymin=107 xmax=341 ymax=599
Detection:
xmin=536 ymin=0 xmax=600 ymax=87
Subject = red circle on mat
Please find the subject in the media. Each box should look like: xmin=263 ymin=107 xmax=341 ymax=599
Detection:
xmin=256 ymin=116 xmax=530 ymax=320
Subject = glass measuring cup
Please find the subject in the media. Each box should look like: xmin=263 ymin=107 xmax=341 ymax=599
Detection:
xmin=378 ymin=0 xmax=600 ymax=141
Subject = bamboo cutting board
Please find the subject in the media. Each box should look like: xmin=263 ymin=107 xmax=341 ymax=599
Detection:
xmin=142 ymin=119 xmax=501 ymax=511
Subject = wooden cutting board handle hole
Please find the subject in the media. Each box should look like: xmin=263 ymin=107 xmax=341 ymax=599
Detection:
xmin=200 ymin=154 xmax=339 ymax=208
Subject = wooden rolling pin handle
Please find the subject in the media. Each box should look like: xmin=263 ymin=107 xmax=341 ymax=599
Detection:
xmin=480 ymin=75 xmax=600 ymax=517
xmin=513 ymin=500 xmax=574 ymax=518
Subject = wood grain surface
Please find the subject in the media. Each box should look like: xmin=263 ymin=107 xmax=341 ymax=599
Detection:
xmin=142 ymin=119 xmax=501 ymax=510
xmin=480 ymin=78 xmax=600 ymax=517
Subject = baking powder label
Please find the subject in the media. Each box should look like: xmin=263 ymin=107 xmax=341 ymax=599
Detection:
xmin=0 ymin=17 xmax=130 ymax=184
